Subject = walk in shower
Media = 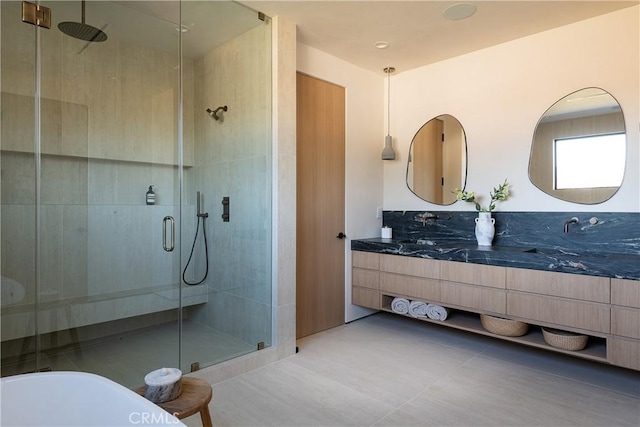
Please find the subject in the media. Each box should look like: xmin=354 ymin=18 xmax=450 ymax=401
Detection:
xmin=0 ymin=0 xmax=272 ymax=388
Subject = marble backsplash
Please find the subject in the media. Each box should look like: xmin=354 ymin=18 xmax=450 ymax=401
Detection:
xmin=382 ymin=211 xmax=640 ymax=256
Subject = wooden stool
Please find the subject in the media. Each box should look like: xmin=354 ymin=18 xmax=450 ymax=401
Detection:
xmin=136 ymin=377 xmax=212 ymax=427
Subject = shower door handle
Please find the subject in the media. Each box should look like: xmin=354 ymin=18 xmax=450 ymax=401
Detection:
xmin=163 ymin=216 xmax=175 ymax=252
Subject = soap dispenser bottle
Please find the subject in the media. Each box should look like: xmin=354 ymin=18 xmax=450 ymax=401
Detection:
xmin=146 ymin=185 xmax=156 ymax=205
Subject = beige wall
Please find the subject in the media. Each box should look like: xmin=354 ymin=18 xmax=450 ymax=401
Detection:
xmin=385 ymin=6 xmax=639 ymax=212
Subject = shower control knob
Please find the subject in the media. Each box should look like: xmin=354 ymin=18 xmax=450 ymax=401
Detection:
xmin=336 ymin=232 xmax=346 ymax=239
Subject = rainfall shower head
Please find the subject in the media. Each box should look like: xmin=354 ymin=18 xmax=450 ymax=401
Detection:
xmin=206 ymin=106 xmax=228 ymax=121
xmin=58 ymin=0 xmax=107 ymax=42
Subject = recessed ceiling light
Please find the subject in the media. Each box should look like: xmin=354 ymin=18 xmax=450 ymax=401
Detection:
xmin=442 ymin=3 xmax=477 ymax=21
xmin=375 ymin=41 xmax=389 ymax=49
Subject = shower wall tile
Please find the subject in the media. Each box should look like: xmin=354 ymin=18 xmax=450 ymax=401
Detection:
xmin=39 ymin=205 xmax=64 ymax=299
xmin=87 ymin=205 xmax=153 ymax=294
xmin=0 ymin=93 xmax=87 ymax=156
xmin=41 ymin=155 xmax=88 ymax=205
xmin=62 ymin=205 xmax=88 ymax=299
xmin=0 ymin=1 xmax=35 ymax=97
xmin=1 ymin=205 xmax=36 ymax=304
xmin=182 ymin=60 xmax=195 ymax=167
xmin=87 ymin=159 xmax=180 ymax=206
xmin=198 ymin=156 xmax=270 ymax=301
xmin=198 ymin=26 xmax=271 ymax=165
xmin=1 ymin=92 xmax=35 ymax=153
xmin=1 ymin=152 xmax=35 ymax=205
xmin=88 ymin=159 xmax=145 ymax=205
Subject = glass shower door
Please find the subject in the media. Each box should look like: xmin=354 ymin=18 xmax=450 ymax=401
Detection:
xmin=1 ymin=0 xmax=184 ymax=388
xmin=1 ymin=0 xmax=38 ymax=376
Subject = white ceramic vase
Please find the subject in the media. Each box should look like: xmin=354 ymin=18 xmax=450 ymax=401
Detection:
xmin=475 ymin=212 xmax=495 ymax=246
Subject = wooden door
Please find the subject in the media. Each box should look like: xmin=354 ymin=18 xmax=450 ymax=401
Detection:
xmin=296 ymin=73 xmax=346 ymax=339
xmin=413 ymin=119 xmax=443 ymax=203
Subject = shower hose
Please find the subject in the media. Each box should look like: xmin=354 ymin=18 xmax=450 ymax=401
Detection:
xmin=182 ymin=215 xmax=209 ymax=286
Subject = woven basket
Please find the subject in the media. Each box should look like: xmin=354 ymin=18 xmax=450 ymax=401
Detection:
xmin=542 ymin=328 xmax=588 ymax=351
xmin=480 ymin=314 xmax=529 ymax=337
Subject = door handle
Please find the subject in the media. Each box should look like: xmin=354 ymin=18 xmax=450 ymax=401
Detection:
xmin=336 ymin=232 xmax=346 ymax=239
xmin=163 ymin=216 xmax=175 ymax=252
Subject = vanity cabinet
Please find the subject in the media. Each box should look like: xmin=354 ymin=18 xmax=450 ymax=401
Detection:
xmin=440 ymin=261 xmax=506 ymax=315
xmin=506 ymin=269 xmax=610 ymax=334
xmin=351 ymin=250 xmax=639 ymax=370
xmin=380 ymin=255 xmax=440 ymax=301
xmin=351 ymin=252 xmax=381 ymax=310
xmin=609 ymin=278 xmax=640 ymax=370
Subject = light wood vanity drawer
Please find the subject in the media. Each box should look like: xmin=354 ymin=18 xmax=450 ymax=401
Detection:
xmin=352 ymin=287 xmax=380 ymax=310
xmin=380 ymin=254 xmax=439 ymax=279
xmin=506 ymin=268 xmax=609 ymax=303
xmin=612 ymin=306 xmax=640 ymax=339
xmin=611 ymin=278 xmax=640 ymax=308
xmin=440 ymin=281 xmax=506 ymax=314
xmin=352 ymin=251 xmax=380 ymax=270
xmin=380 ymin=272 xmax=440 ymax=301
xmin=507 ymin=293 xmax=610 ymax=333
xmin=353 ymin=268 xmax=379 ymax=290
xmin=440 ymin=261 xmax=506 ymax=288
xmin=608 ymin=337 xmax=640 ymax=371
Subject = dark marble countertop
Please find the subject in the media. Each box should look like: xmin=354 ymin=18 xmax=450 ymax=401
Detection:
xmin=351 ymin=238 xmax=640 ymax=281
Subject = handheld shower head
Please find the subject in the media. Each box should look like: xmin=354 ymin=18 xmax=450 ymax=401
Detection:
xmin=206 ymin=105 xmax=228 ymax=121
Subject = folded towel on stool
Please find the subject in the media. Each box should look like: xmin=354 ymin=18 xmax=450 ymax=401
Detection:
xmin=408 ymin=300 xmax=429 ymax=318
xmin=391 ymin=297 xmax=410 ymax=314
xmin=426 ymin=304 xmax=449 ymax=321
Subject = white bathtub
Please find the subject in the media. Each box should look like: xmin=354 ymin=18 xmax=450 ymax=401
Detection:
xmin=0 ymin=371 xmax=186 ymax=426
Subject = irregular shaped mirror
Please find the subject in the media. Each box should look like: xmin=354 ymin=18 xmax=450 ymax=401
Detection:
xmin=529 ymin=87 xmax=625 ymax=204
xmin=406 ymin=114 xmax=467 ymax=205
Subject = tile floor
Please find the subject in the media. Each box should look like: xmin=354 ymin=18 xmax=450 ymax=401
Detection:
xmin=185 ymin=312 xmax=639 ymax=427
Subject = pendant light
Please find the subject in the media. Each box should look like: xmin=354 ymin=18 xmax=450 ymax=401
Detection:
xmin=381 ymin=67 xmax=396 ymax=160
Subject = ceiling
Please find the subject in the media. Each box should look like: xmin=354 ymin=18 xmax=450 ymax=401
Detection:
xmin=238 ymin=0 xmax=638 ymax=75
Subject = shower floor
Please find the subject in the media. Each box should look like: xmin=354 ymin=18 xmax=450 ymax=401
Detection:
xmin=0 ymin=319 xmax=256 ymax=389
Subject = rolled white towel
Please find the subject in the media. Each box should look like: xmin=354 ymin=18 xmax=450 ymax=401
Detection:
xmin=391 ymin=297 xmax=410 ymax=314
xmin=426 ymin=304 xmax=449 ymax=321
xmin=408 ymin=300 xmax=429 ymax=318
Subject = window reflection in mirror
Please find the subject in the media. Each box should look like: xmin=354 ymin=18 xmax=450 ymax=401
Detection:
xmin=528 ymin=87 xmax=625 ymax=204
xmin=555 ymin=133 xmax=625 ymax=189
xmin=406 ymin=114 xmax=467 ymax=205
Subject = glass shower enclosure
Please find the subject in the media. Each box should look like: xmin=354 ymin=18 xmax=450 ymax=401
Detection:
xmin=1 ymin=0 xmax=272 ymax=389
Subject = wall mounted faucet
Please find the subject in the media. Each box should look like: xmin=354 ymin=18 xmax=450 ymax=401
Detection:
xmin=563 ymin=217 xmax=579 ymax=233
xmin=418 ymin=212 xmax=438 ymax=226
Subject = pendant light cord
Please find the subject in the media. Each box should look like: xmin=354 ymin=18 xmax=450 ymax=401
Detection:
xmin=387 ymin=71 xmax=390 ymax=135
xmin=384 ymin=67 xmax=395 ymax=136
